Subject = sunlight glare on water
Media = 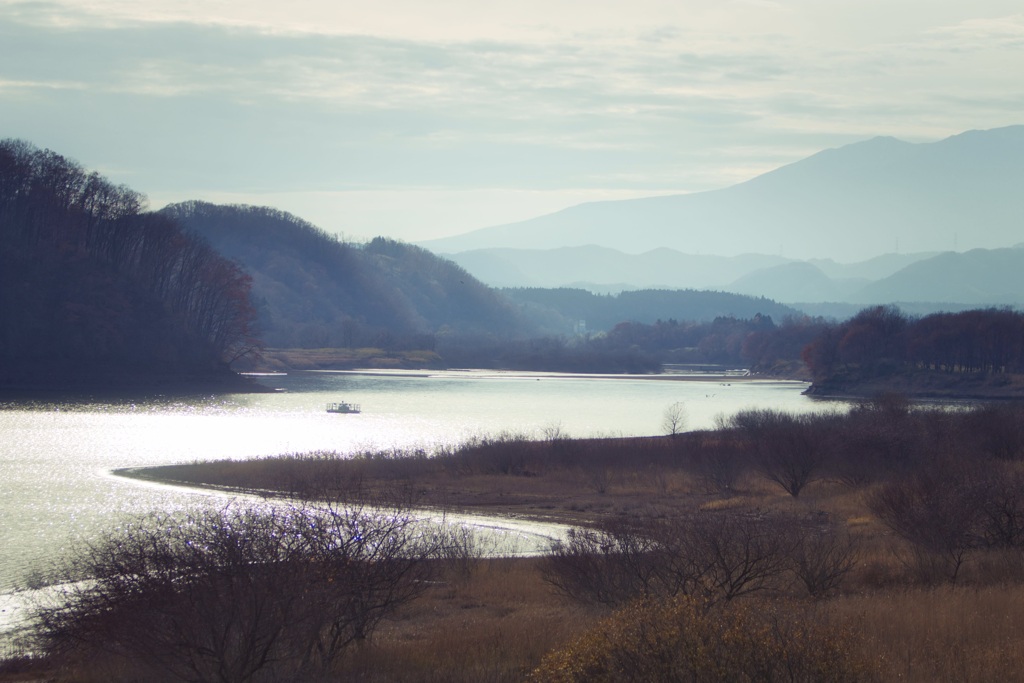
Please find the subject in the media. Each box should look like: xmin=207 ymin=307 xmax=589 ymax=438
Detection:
xmin=0 ymin=370 xmax=843 ymax=595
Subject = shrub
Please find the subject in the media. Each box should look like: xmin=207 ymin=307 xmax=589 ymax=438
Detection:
xmin=869 ymin=459 xmax=1024 ymax=583
xmin=541 ymin=510 xmax=795 ymax=607
xmin=788 ymin=516 xmax=860 ymax=598
xmin=541 ymin=520 xmax=670 ymax=606
xmin=729 ymin=409 xmax=830 ymax=497
xmin=868 ymin=461 xmax=984 ymax=583
xmin=530 ymin=596 xmax=872 ymax=682
xmin=32 ymin=500 xmax=448 ymax=682
xmin=685 ymin=434 xmax=747 ymax=494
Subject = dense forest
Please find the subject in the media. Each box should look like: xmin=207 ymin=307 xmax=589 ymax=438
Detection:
xmin=161 ymin=202 xmax=529 ymax=351
xmin=802 ymin=305 xmax=1024 ymax=395
xmin=0 ymin=140 xmax=258 ymax=389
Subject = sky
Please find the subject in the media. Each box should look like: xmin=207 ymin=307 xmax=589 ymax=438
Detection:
xmin=2 ymin=0 xmax=1023 ymax=244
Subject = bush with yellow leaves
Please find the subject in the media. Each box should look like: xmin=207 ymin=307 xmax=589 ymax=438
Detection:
xmin=530 ymin=595 xmax=873 ymax=682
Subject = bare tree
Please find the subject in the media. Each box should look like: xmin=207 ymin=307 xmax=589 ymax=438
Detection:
xmin=686 ymin=433 xmax=747 ymax=494
xmin=33 ymin=499 xmax=447 ymax=682
xmin=975 ymin=466 xmax=1024 ymax=549
xmin=731 ymin=409 xmax=828 ymax=497
xmin=788 ymin=517 xmax=860 ymax=598
xmin=662 ymin=401 xmax=687 ymax=437
xmin=541 ymin=519 xmax=670 ymax=606
xmin=542 ymin=510 xmax=795 ymax=606
xmin=675 ymin=510 xmax=796 ymax=603
xmin=868 ymin=462 xmax=984 ymax=583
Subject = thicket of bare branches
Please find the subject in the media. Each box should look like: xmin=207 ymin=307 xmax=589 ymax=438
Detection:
xmin=869 ymin=460 xmax=1024 ymax=582
xmin=31 ymin=499 xmax=467 ymax=683
xmin=728 ymin=408 xmax=832 ymax=497
xmin=542 ymin=509 xmax=857 ymax=606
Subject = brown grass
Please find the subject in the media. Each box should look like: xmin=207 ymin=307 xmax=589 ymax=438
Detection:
xmin=832 ymin=585 xmax=1024 ymax=682
xmin=24 ymin=405 xmax=1024 ymax=681
xmin=24 ymin=558 xmax=1024 ymax=682
xmin=341 ymin=558 xmax=594 ymax=682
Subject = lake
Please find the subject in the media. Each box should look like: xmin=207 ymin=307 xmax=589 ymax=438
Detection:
xmin=0 ymin=369 xmax=843 ymax=616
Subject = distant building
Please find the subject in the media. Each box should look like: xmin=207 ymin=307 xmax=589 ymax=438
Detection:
xmin=573 ymin=319 xmax=587 ymax=335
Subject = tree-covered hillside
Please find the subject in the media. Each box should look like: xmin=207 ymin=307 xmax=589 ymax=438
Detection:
xmin=161 ymin=202 xmax=532 ymax=350
xmin=0 ymin=141 xmax=258 ymax=389
xmin=0 ymin=140 xmax=832 ymax=382
xmin=504 ymin=287 xmax=802 ymax=332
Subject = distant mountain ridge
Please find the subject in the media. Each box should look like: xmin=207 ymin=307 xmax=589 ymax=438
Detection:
xmin=854 ymin=248 xmax=1024 ymax=306
xmin=441 ymin=244 xmax=1024 ymax=316
xmin=421 ymin=125 xmax=1024 ymax=262
xmin=446 ymin=246 xmax=793 ymax=290
xmin=732 ymin=247 xmax=1024 ymax=309
xmin=442 ymin=246 xmax=935 ymax=294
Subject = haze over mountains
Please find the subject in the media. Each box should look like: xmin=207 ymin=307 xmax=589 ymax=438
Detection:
xmin=423 ymin=125 xmax=1024 ymax=260
xmin=424 ymin=125 xmax=1024 ymax=312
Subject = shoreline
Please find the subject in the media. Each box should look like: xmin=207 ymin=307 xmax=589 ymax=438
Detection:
xmin=111 ymin=466 xmax=574 ymax=554
xmin=804 ymin=373 xmax=1024 ymax=401
xmin=111 ymin=433 xmax=719 ymax=531
xmin=0 ymin=372 xmax=276 ymax=400
xmin=304 ymin=367 xmax=791 ymax=384
xmin=112 ymin=463 xmax=588 ymax=529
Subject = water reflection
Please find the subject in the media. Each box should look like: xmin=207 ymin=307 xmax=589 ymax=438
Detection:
xmin=0 ymin=371 xmax=841 ymax=597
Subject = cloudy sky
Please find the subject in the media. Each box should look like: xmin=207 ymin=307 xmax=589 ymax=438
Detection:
xmin=2 ymin=0 xmax=1022 ymax=243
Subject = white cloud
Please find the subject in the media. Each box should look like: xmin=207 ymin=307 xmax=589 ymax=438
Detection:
xmin=2 ymin=0 xmax=1022 ymax=240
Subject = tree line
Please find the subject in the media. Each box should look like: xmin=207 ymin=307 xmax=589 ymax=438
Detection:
xmin=567 ymin=305 xmax=1024 ymax=384
xmin=802 ymin=305 xmax=1024 ymax=384
xmin=0 ymin=140 xmax=258 ymax=386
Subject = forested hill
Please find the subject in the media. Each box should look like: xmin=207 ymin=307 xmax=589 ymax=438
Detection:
xmin=0 ymin=140 xmax=259 ymax=390
xmin=503 ymin=288 xmax=803 ymax=332
xmin=160 ymin=202 xmax=532 ymax=349
xmin=0 ymin=137 xmax=823 ymax=384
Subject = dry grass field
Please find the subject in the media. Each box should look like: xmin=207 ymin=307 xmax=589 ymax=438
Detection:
xmin=10 ymin=401 xmax=1024 ymax=681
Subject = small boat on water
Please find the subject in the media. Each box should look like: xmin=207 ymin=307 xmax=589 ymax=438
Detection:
xmin=326 ymin=401 xmax=361 ymax=414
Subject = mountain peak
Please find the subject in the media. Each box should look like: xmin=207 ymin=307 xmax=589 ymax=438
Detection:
xmin=421 ymin=125 xmax=1024 ymax=261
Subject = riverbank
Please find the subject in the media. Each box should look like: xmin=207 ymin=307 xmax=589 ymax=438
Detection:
xmin=236 ymin=347 xmax=445 ymax=372
xmin=0 ymin=367 xmax=274 ymax=397
xmin=102 ymin=410 xmax=1024 ymax=682
xmin=15 ymin=402 xmax=1024 ymax=681
xmin=116 ymin=435 xmax=695 ymax=528
xmin=805 ymin=369 xmax=1024 ymax=400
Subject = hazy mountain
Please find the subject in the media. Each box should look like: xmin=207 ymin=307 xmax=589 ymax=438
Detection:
xmin=442 ymin=244 xmax=937 ymax=303
xmin=807 ymin=252 xmax=940 ymax=281
xmin=725 ymin=248 xmax=1024 ymax=311
xmin=421 ymin=125 xmax=1024 ymax=262
xmin=725 ymin=262 xmax=856 ymax=303
xmin=444 ymin=246 xmax=791 ymax=290
xmin=852 ymin=248 xmax=1024 ymax=306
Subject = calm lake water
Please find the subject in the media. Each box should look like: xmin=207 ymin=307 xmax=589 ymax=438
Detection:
xmin=0 ymin=370 xmax=843 ymax=608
